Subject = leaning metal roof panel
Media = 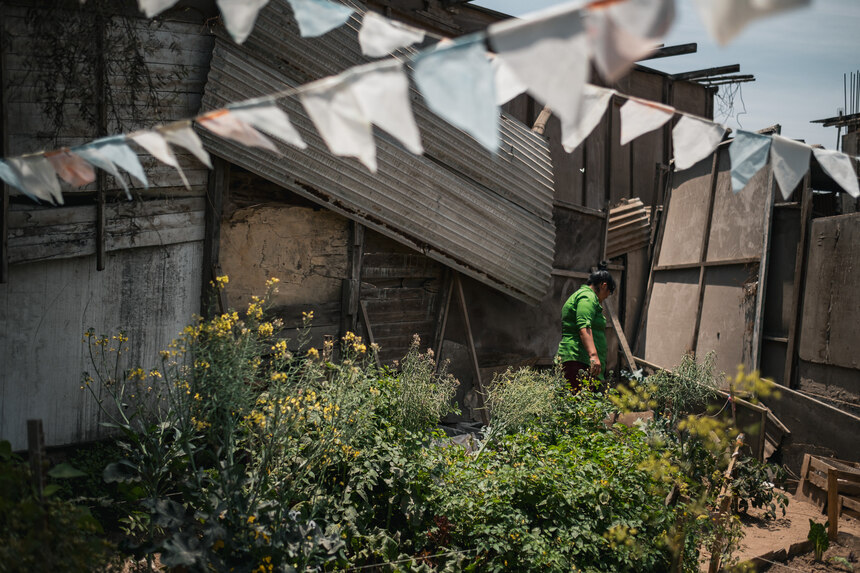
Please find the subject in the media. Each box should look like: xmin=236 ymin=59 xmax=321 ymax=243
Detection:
xmin=199 ymin=0 xmax=555 ymax=304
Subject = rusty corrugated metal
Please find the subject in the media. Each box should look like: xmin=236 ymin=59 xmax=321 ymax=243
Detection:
xmin=606 ymin=198 xmax=650 ymax=260
xmin=199 ymin=0 xmax=555 ymax=304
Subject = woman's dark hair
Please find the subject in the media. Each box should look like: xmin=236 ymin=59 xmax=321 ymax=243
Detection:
xmin=586 ymin=261 xmax=616 ymax=293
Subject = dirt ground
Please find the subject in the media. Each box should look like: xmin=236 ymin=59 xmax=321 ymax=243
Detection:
xmin=727 ymin=490 xmax=860 ymax=571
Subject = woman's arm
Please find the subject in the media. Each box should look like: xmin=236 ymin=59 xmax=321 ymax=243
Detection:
xmin=578 ymin=326 xmax=601 ymax=376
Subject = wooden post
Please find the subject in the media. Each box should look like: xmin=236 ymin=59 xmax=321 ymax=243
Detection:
xmin=827 ymin=469 xmax=839 ymax=541
xmin=27 ymin=419 xmax=46 ymax=498
xmin=341 ymin=221 xmax=364 ymax=336
xmin=454 ymin=274 xmax=488 ymax=425
xmin=690 ymin=150 xmax=720 ymax=355
xmin=605 ymin=298 xmax=637 ymax=371
xmin=432 ymin=270 xmax=454 ymax=360
xmin=783 ymin=173 xmax=813 ymax=388
xmin=359 ymin=300 xmax=381 ymax=368
xmin=750 ymin=169 xmax=777 ymax=374
xmin=202 ymin=158 xmax=228 ymax=317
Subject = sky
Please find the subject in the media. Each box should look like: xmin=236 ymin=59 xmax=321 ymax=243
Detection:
xmin=472 ymin=0 xmax=860 ymax=150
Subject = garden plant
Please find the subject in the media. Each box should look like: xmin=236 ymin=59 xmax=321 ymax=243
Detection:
xmin=0 ymin=277 xmax=789 ymax=572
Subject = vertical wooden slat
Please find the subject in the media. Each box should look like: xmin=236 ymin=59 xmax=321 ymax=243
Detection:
xmin=827 ymin=469 xmax=839 ymax=541
xmin=0 ymin=5 xmax=8 ymax=284
xmin=432 ymin=269 xmax=453 ymax=357
xmin=689 ymin=151 xmax=721 ymax=354
xmin=95 ymin=12 xmax=107 ymax=271
xmin=783 ymin=173 xmax=813 ymax=388
xmin=27 ymin=419 xmax=46 ymax=498
xmin=202 ymin=157 xmax=228 ymax=317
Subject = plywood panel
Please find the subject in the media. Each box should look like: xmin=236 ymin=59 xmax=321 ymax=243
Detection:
xmin=657 ymin=159 xmax=713 ymax=267
xmin=706 ymin=151 xmax=768 ymax=261
xmin=640 ymin=268 xmax=700 ymax=368
xmin=798 ymin=214 xmax=860 ymax=370
xmin=0 ymin=242 xmax=203 ymax=450
xmin=695 ymin=265 xmax=758 ymax=379
xmin=552 ymin=209 xmax=605 ymax=272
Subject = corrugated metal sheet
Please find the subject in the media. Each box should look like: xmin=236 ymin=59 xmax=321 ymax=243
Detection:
xmin=198 ymin=0 xmax=555 ymax=304
xmin=606 ymin=198 xmax=650 ymax=260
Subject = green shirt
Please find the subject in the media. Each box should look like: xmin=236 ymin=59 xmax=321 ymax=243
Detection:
xmin=556 ymin=284 xmax=607 ymax=380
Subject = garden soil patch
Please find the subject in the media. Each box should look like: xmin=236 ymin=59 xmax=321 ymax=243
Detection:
xmin=723 ymin=491 xmax=860 ymax=571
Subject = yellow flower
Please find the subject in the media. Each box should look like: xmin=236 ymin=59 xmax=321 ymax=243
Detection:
xmin=265 ymin=277 xmax=280 ymax=287
xmin=307 ymin=347 xmax=319 ymax=359
xmin=258 ymin=322 xmax=274 ymax=337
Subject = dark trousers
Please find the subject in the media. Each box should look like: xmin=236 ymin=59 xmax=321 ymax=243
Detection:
xmin=562 ymin=360 xmax=590 ymax=393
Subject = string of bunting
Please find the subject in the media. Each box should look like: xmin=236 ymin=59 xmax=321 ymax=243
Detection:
xmin=1 ymin=0 xmax=857 ymax=206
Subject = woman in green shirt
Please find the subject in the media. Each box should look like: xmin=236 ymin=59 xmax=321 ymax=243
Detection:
xmin=557 ymin=262 xmax=616 ymax=391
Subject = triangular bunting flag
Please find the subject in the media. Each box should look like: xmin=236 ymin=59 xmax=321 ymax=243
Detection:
xmin=619 ymin=98 xmax=674 ymax=146
xmin=131 ymin=130 xmax=191 ymax=190
xmin=813 ymin=148 xmax=859 ymax=198
xmin=216 ymin=0 xmax=270 ymax=44
xmin=229 ymin=103 xmax=307 ymax=149
xmin=359 ymin=11 xmax=425 ymax=58
xmin=45 ymin=150 xmax=96 ymax=187
xmin=75 ymin=145 xmax=133 ymax=199
xmin=0 ymin=159 xmax=25 ymax=195
xmin=413 ymin=35 xmax=499 ymax=152
xmin=770 ymin=134 xmax=811 ymax=200
xmin=587 ymin=0 xmax=673 ymax=83
xmin=91 ymin=136 xmax=149 ymax=190
xmin=490 ymin=54 xmax=527 ymax=106
xmin=161 ymin=122 xmax=213 ymax=169
xmin=350 ymin=61 xmax=423 ymax=155
xmin=561 ymin=84 xmax=614 ymax=153
xmin=695 ymin=0 xmax=810 ymax=45
xmin=672 ymin=115 xmax=726 ymax=171
xmin=301 ymin=75 xmax=378 ymax=171
xmin=7 ymin=156 xmax=64 ymax=204
xmin=137 ymin=0 xmax=180 ymax=18
xmin=489 ymin=4 xmax=589 ymax=142
xmin=287 ymin=0 xmax=354 ymax=38
xmin=729 ymin=130 xmax=771 ymax=193
xmin=198 ymin=110 xmax=281 ymax=154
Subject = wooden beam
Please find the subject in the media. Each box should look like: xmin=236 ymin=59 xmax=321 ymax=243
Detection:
xmin=783 ymin=172 xmax=813 ymax=388
xmin=27 ymin=419 xmax=46 ymax=499
xmin=432 ymin=269 xmax=454 ymax=357
xmin=653 ymin=256 xmax=760 ymax=272
xmin=638 ymin=43 xmax=697 ymax=61
xmin=672 ymin=64 xmax=740 ymax=82
xmin=605 ymin=298 xmax=637 ymax=371
xmin=750 ymin=168 xmax=777 ymax=375
xmin=828 ymin=469 xmax=839 ymax=541
xmin=341 ymin=221 xmax=365 ymax=336
xmin=454 ymin=274 xmax=488 ymax=425
xmin=689 ymin=151 xmax=721 ymax=355
xmin=359 ymin=300 xmax=381 ymax=368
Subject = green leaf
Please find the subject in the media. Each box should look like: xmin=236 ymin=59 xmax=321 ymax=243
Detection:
xmin=0 ymin=440 xmax=12 ymax=460
xmin=42 ymin=484 xmax=61 ymax=497
xmin=104 ymin=459 xmax=139 ymax=483
xmin=48 ymin=462 xmax=87 ymax=479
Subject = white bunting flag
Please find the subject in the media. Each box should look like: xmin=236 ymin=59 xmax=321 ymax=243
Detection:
xmin=287 ymin=0 xmax=354 ymax=38
xmin=695 ymin=0 xmax=810 ymax=45
xmin=301 ymin=75 xmax=378 ymax=171
xmin=161 ymin=122 xmax=213 ymax=169
xmin=216 ymin=0 xmax=270 ymax=44
xmin=413 ymin=36 xmax=499 ymax=153
xmin=75 ymin=145 xmax=133 ymax=199
xmin=91 ymin=136 xmax=149 ymax=190
xmin=672 ymin=115 xmax=726 ymax=171
xmin=490 ymin=54 xmax=527 ymax=106
xmin=7 ymin=156 xmax=64 ymax=204
xmin=770 ymin=134 xmax=811 ymax=200
xmin=229 ymin=103 xmax=307 ymax=150
xmin=561 ymin=84 xmax=614 ymax=153
xmin=813 ymin=148 xmax=859 ymax=198
xmin=0 ymin=159 xmax=25 ymax=196
xmin=729 ymin=130 xmax=771 ymax=193
xmin=359 ymin=11 xmax=425 ymax=58
xmin=350 ymin=61 xmax=424 ymax=155
xmin=198 ymin=110 xmax=281 ymax=154
xmin=619 ymin=98 xmax=674 ymax=146
xmin=45 ymin=150 xmax=96 ymax=187
xmin=587 ymin=0 xmax=673 ymax=82
xmin=137 ymin=0 xmax=180 ymax=18
xmin=489 ymin=4 xmax=589 ymax=146
xmin=131 ymin=130 xmax=190 ymax=190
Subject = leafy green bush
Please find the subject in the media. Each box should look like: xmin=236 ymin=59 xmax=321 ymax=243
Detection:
xmin=0 ymin=441 xmax=113 ymax=572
